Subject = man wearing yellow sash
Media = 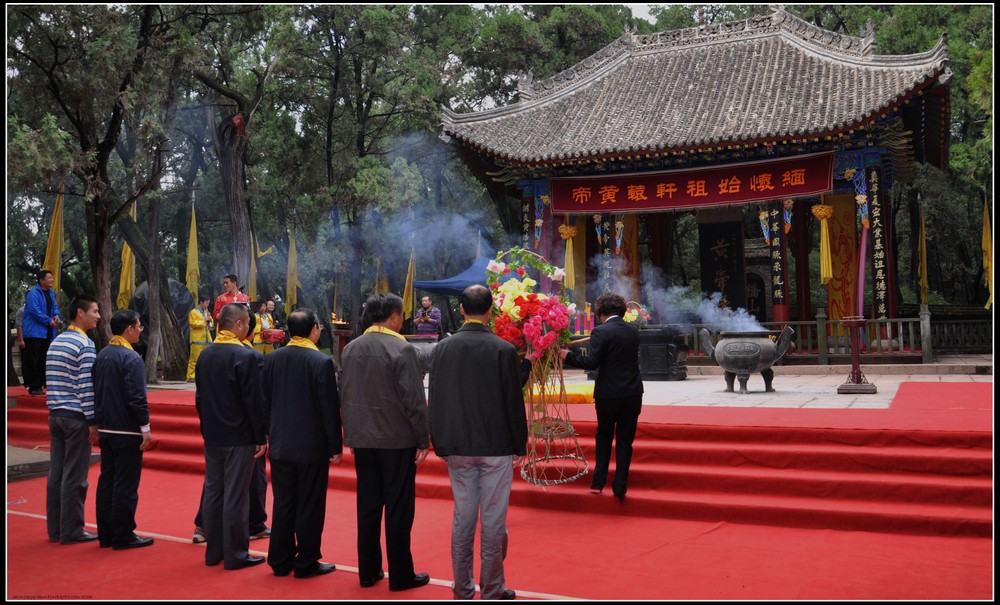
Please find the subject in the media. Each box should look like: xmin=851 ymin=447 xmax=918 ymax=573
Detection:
xmin=93 ymin=309 xmax=154 ymax=550
xmin=194 ymin=303 xmax=267 ymax=570
xmin=186 ymin=294 xmax=214 ymax=382
xmin=261 ymin=308 xmax=342 ymax=578
xmin=339 ymin=293 xmax=430 ymax=592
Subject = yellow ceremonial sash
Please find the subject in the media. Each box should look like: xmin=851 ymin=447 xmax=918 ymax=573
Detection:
xmin=108 ymin=335 xmax=134 ymax=350
xmin=363 ymin=325 xmax=407 ymax=341
xmin=214 ymin=330 xmax=247 ymax=347
xmin=464 ymin=319 xmax=486 ymax=326
xmin=287 ymin=336 xmax=319 ymax=351
xmin=68 ymin=325 xmax=88 ymax=336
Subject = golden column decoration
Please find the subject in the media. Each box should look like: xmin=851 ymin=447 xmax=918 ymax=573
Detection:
xmin=811 ymin=203 xmax=834 ymax=285
xmin=558 ymin=221 xmax=577 ymax=291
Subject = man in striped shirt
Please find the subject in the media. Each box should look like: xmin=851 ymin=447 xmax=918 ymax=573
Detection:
xmin=45 ymin=294 xmax=101 ymax=544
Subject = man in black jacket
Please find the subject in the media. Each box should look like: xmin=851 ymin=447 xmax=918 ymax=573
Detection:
xmin=429 ymin=284 xmax=526 ymax=600
xmin=195 ymin=303 xmax=267 ymax=570
xmin=262 ymin=308 xmax=342 ymax=579
xmin=558 ymin=292 xmax=643 ymax=502
xmin=93 ymin=310 xmax=154 ymax=550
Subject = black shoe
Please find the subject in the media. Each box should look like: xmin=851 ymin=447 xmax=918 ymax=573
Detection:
xmin=613 ymin=491 xmax=626 ymax=503
xmin=112 ymin=535 xmax=154 ymax=550
xmin=360 ymin=570 xmax=386 ymax=588
xmin=28 ymin=388 xmax=44 ymax=396
xmin=99 ymin=542 xmax=113 ymax=549
xmin=295 ymin=562 xmax=335 ymax=579
xmin=500 ymin=589 xmax=516 ymax=600
xmin=234 ymin=555 xmax=266 ymax=569
xmin=589 ymin=484 xmax=604 ymax=494
xmin=61 ymin=531 xmax=99 ymax=544
xmin=389 ymin=572 xmax=430 ymax=592
xmin=272 ymin=566 xmax=292 ymax=577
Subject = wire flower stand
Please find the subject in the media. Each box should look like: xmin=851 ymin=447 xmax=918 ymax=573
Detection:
xmin=521 ymin=352 xmax=589 ymax=487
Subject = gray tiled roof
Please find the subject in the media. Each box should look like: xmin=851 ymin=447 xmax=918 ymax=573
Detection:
xmin=442 ymin=8 xmax=949 ymax=165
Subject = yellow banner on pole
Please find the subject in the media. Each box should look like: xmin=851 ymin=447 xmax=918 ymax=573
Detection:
xmin=402 ymin=247 xmax=416 ymax=320
xmin=286 ymin=231 xmax=303 ymax=310
xmin=117 ymin=203 xmax=136 ymax=309
xmin=42 ymin=190 xmax=65 ymax=295
xmin=186 ymin=202 xmax=200 ymax=302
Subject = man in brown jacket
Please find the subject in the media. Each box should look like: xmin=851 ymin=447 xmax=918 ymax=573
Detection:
xmin=339 ymin=293 xmax=431 ymax=592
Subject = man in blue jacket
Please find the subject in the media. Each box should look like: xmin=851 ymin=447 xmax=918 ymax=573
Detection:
xmin=93 ymin=309 xmax=154 ymax=550
xmin=23 ymin=269 xmax=61 ymax=395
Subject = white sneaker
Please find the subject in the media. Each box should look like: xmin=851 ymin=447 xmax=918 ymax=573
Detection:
xmin=192 ymin=526 xmax=206 ymax=544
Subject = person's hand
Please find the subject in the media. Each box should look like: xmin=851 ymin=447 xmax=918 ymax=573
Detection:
xmin=254 ymin=443 xmax=268 ymax=458
xmin=513 ymin=455 xmax=524 ymax=468
xmin=330 ymin=454 xmax=342 ymax=465
xmin=139 ymin=432 xmax=153 ymax=451
xmin=17 ymin=338 xmax=25 ymax=348
xmin=88 ymin=425 xmax=99 ymax=443
xmin=556 ymin=347 xmax=569 ymax=361
xmin=415 ymin=448 xmax=429 ymax=465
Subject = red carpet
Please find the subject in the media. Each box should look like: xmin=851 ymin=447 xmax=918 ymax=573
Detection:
xmin=5 ymin=466 xmax=992 ymax=600
xmin=6 ymin=382 xmax=993 ymax=599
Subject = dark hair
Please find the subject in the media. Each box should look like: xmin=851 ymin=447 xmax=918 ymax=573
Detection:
xmin=110 ymin=309 xmax=140 ymax=335
xmin=595 ymin=293 xmax=627 ymax=318
xmin=68 ymin=295 xmax=98 ymax=323
xmin=460 ymin=284 xmax=493 ymax=316
xmin=198 ymin=292 xmax=211 ymax=304
xmin=287 ymin=308 xmax=317 ymax=338
xmin=37 ymin=269 xmax=52 ymax=283
xmin=218 ymin=302 xmax=249 ymax=331
xmin=224 ymin=274 xmax=238 ymax=284
xmin=363 ymin=293 xmax=403 ymax=324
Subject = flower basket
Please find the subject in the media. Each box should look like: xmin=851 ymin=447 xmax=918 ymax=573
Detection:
xmin=623 ymin=301 xmax=651 ymax=329
xmin=487 ymin=247 xmax=588 ymax=487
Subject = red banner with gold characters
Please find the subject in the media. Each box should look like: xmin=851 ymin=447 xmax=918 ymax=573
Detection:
xmin=551 ymin=152 xmax=835 ymax=213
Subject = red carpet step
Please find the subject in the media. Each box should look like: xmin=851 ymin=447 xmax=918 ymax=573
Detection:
xmin=8 ymin=389 xmax=991 ymax=537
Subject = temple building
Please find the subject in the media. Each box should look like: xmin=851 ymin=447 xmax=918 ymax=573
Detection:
xmin=441 ymin=7 xmax=950 ymax=330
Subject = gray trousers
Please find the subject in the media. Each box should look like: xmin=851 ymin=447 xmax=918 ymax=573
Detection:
xmin=47 ymin=415 xmax=93 ymax=542
xmin=203 ymin=444 xmax=256 ymax=569
xmin=445 ymin=455 xmax=514 ymax=600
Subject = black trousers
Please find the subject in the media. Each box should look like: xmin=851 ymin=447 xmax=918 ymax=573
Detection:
xmin=267 ymin=458 xmax=329 ymax=575
xmin=591 ymin=394 xmax=643 ymax=496
xmin=353 ymin=447 xmax=418 ymax=583
xmin=23 ymin=337 xmax=51 ymax=390
xmin=96 ymin=433 xmax=144 ymax=546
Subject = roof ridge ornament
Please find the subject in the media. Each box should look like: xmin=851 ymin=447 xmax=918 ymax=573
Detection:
xmin=861 ymin=19 xmax=877 ymax=56
xmin=517 ymin=70 xmax=534 ymax=101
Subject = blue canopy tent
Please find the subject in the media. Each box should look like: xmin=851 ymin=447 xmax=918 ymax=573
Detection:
xmin=412 ymin=256 xmax=492 ymax=297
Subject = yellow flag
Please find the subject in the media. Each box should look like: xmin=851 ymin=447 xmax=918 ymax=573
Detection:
xmin=983 ymin=198 xmax=993 ymax=309
xmin=286 ymin=231 xmax=303 ymax=310
xmin=186 ymin=202 xmax=200 ymax=302
xmin=917 ymin=207 xmax=929 ymax=305
xmin=375 ymin=258 xmax=390 ymax=294
xmin=117 ymin=203 xmax=137 ymax=309
xmin=402 ymin=247 xmax=416 ymax=320
xmin=249 ymin=235 xmax=259 ymax=302
xmin=42 ymin=190 xmax=65 ymax=295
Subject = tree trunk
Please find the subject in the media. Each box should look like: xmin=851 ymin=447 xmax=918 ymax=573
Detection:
xmin=85 ymin=194 xmax=115 ymax=346
xmin=116 ymin=214 xmax=188 ymax=381
xmin=207 ymin=109 xmax=253 ymax=281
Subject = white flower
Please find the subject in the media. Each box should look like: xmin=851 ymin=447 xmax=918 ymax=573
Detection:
xmin=487 ymin=260 xmax=506 ymax=273
xmin=550 ymin=267 xmax=566 ymax=281
xmin=566 ymin=303 xmax=577 ymax=316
